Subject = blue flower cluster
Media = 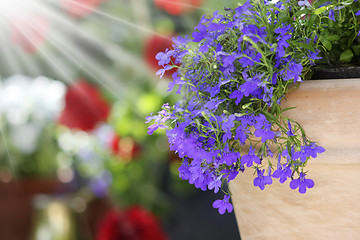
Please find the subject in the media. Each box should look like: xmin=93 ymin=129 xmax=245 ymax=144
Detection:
xmin=147 ymin=0 xmax=330 ymax=214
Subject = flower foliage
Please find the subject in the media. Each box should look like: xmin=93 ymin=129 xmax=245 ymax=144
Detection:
xmin=147 ymin=0 xmax=359 ymax=214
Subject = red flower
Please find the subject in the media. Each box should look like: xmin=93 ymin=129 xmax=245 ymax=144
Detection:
xmin=144 ymin=35 xmax=178 ymax=79
xmin=61 ymin=0 xmax=107 ymax=18
xmin=96 ymin=206 xmax=168 ymax=240
xmin=110 ymin=135 xmax=142 ymax=161
xmin=10 ymin=14 xmax=49 ymax=53
xmin=58 ymin=79 xmax=110 ymax=132
xmin=153 ymin=0 xmax=203 ymax=15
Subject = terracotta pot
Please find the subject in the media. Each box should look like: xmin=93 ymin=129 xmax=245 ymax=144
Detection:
xmin=230 ymin=79 xmax=360 ymax=240
xmin=0 ymin=178 xmax=70 ymax=240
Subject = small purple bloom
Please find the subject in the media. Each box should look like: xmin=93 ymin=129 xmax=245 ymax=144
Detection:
xmin=263 ymin=86 xmax=274 ymax=106
xmin=304 ymin=143 xmax=325 ymax=158
xmin=222 ymin=114 xmax=236 ymax=131
xmin=308 ymin=50 xmax=322 ymax=65
xmin=156 ymin=65 xmax=174 ymax=79
xmin=223 ymin=54 xmax=239 ymax=67
xmin=192 ymin=23 xmax=208 ymax=42
xmin=212 ymin=195 xmax=233 ymax=214
xmin=241 ymin=146 xmax=261 ymax=167
xmin=156 ymin=49 xmax=174 ymax=66
xmin=178 ymin=159 xmax=192 ymax=180
xmin=222 ymin=115 xmax=236 ymax=142
xmin=293 ymin=147 xmax=308 ymax=163
xmin=229 ymin=89 xmax=244 ymax=105
xmin=168 ymin=72 xmax=186 ymax=92
xmin=290 ymin=172 xmax=314 ymax=194
xmin=221 ymin=166 xmax=239 ymax=182
xmin=328 ymin=9 xmax=335 ymax=21
xmin=254 ymin=114 xmax=268 ymax=129
xmin=253 ymin=169 xmax=272 ymax=190
xmin=234 ymin=125 xmax=247 ymax=145
xmin=272 ymin=165 xmax=292 ymax=183
xmin=222 ymin=144 xmax=240 ymax=165
xmin=238 ymin=56 xmax=255 ymax=67
xmin=254 ymin=123 xmax=275 ymax=142
xmin=172 ymin=35 xmax=190 ymax=47
xmin=286 ymin=120 xmax=295 ymax=136
xmin=147 ymin=123 xmax=167 ymax=135
xmin=208 ymin=175 xmax=222 ymax=193
xmin=241 ymin=81 xmax=259 ymax=96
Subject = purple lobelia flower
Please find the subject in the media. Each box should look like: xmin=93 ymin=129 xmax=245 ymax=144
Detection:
xmin=304 ymin=143 xmax=325 ymax=158
xmin=229 ymin=89 xmax=244 ymax=105
xmin=286 ymin=120 xmax=295 ymax=137
xmin=212 ymin=195 xmax=233 ymax=214
xmin=290 ymin=172 xmax=314 ymax=194
xmin=272 ymin=164 xmax=292 ymax=183
xmin=253 ymin=169 xmax=273 ymax=190
xmin=328 ymin=9 xmax=335 ymax=21
xmin=254 ymin=123 xmax=275 ymax=142
xmin=208 ymin=175 xmax=222 ymax=193
xmin=221 ymin=165 xmax=240 ymax=182
xmin=241 ymin=146 xmax=261 ymax=167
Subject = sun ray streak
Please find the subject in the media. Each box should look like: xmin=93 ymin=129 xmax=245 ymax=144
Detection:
xmin=29 ymin=0 xmax=161 ymax=84
xmin=0 ymin=114 xmax=16 ymax=181
xmin=42 ymin=0 xmax=172 ymax=39
xmin=0 ymin=2 xmax=76 ymax=82
xmin=0 ymin=8 xmax=43 ymax=77
xmin=13 ymin=49 xmax=43 ymax=77
xmin=9 ymin=22 xmax=75 ymax=83
xmin=47 ymin=30 xmax=126 ymax=98
xmin=0 ymin=6 xmax=48 ymax=78
xmin=0 ymin=28 xmax=23 ymax=76
xmin=1 ymin=0 xmax=167 ymax=118
xmin=13 ymin=10 xmax=128 ymax=104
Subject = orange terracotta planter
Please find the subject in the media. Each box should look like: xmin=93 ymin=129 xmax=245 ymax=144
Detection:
xmin=230 ymin=79 xmax=360 ymax=240
xmin=0 ymin=178 xmax=70 ymax=240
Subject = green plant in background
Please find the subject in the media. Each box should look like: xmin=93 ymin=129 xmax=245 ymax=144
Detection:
xmin=313 ymin=0 xmax=360 ymax=65
xmin=106 ymin=79 xmax=181 ymax=213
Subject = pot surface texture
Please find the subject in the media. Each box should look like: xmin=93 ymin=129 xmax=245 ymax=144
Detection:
xmin=230 ymin=79 xmax=360 ymax=240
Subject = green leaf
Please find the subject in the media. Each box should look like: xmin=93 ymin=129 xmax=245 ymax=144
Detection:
xmin=201 ymin=111 xmax=210 ymax=122
xmin=292 ymin=9 xmax=311 ymax=19
xmin=352 ymin=45 xmax=360 ymax=56
xmin=286 ymin=140 xmax=292 ymax=158
xmin=241 ymin=102 xmax=252 ymax=109
xmin=297 ymin=42 xmax=314 ymax=51
xmin=340 ymin=49 xmax=354 ymax=62
xmin=314 ymin=6 xmax=327 ymax=15
xmin=326 ymin=34 xmax=340 ymax=41
xmin=234 ymin=112 xmax=246 ymax=117
xmin=320 ymin=37 xmax=332 ymax=50
xmin=280 ymin=107 xmax=297 ymax=113
xmin=262 ymin=110 xmax=277 ymax=122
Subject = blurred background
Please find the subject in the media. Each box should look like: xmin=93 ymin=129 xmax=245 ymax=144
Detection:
xmin=0 ymin=0 xmax=242 ymax=239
